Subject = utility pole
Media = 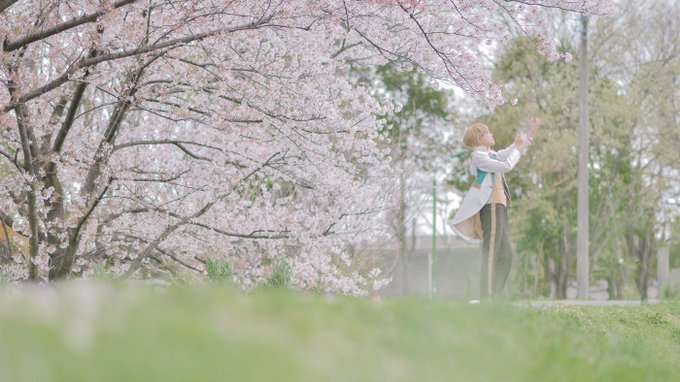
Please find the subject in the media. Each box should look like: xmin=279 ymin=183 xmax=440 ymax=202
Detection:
xmin=576 ymin=14 xmax=590 ymax=299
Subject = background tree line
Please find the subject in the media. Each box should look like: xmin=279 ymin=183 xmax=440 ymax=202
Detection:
xmin=448 ymin=0 xmax=679 ymax=300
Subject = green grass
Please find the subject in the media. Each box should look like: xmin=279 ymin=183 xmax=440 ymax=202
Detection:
xmin=0 ymin=283 xmax=678 ymax=382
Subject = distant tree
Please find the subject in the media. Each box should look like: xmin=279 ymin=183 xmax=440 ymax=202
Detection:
xmin=591 ymin=0 xmax=680 ymax=299
xmin=360 ymin=64 xmax=454 ymax=293
xmin=467 ymin=0 xmax=679 ymax=300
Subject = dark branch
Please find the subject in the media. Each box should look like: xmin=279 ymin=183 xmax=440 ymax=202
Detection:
xmin=53 ymin=80 xmax=88 ymax=153
xmin=0 ymin=208 xmax=17 ymax=230
xmin=72 ymin=177 xmax=113 ymax=242
xmin=3 ymin=0 xmax=139 ymax=51
xmin=2 ymin=16 xmax=274 ymax=113
xmin=0 ymin=0 xmax=19 ymax=14
xmin=157 ymin=248 xmax=203 ymax=273
xmin=112 ymin=169 xmax=190 ymax=183
xmin=189 ymin=220 xmax=290 ymax=239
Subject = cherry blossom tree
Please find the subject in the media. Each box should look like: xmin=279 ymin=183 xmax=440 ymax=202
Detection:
xmin=0 ymin=0 xmax=613 ymax=293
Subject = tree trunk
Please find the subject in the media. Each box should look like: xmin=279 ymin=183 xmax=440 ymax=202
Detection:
xmin=14 ymin=106 xmax=41 ymax=281
xmin=637 ymin=230 xmax=654 ymax=301
xmin=396 ymin=160 xmax=408 ymax=294
xmin=48 ymin=62 xmax=145 ymax=280
xmin=545 ymin=254 xmax=557 ymax=299
xmin=557 ymin=254 xmax=568 ymax=299
xmin=627 ymin=228 xmax=654 ymax=301
xmin=606 ymin=274 xmax=622 ymax=300
xmin=657 ymin=246 xmax=670 ymax=298
xmin=556 ymin=226 xmax=571 ymax=299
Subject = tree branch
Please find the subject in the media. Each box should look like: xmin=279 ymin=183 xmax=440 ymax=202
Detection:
xmin=116 ymin=139 xmax=238 ymax=162
xmin=0 ymin=0 xmax=19 ymax=14
xmin=52 ymin=52 xmax=96 ymax=154
xmin=3 ymin=0 xmax=139 ymax=51
xmin=157 ymin=247 xmax=203 ymax=273
xmin=72 ymin=177 xmax=113 ymax=243
xmin=112 ymin=168 xmax=190 ymax=183
xmin=0 ymin=147 xmax=17 ymax=165
xmin=189 ymin=221 xmax=290 ymax=240
xmin=1 ymin=218 xmax=13 ymax=259
xmin=0 ymin=208 xmax=17 ymax=230
xmin=504 ymin=0 xmax=600 ymax=13
xmin=123 ymin=150 xmax=282 ymax=275
xmin=1 ymin=16 xmax=274 ymax=113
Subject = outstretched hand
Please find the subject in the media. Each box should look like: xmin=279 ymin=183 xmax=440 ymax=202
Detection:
xmin=514 ymin=131 xmax=524 ymax=149
xmin=528 ymin=116 xmax=541 ymax=139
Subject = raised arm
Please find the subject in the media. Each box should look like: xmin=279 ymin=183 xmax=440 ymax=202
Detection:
xmin=472 ymin=148 xmax=521 ymax=174
xmin=497 ymin=117 xmax=541 ymax=160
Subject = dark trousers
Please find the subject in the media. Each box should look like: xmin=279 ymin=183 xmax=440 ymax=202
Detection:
xmin=480 ymin=203 xmax=513 ymax=299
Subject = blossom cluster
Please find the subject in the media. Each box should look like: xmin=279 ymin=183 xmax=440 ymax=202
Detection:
xmin=0 ymin=0 xmax=612 ymax=293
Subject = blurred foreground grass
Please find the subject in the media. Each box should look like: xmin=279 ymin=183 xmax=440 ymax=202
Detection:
xmin=0 ymin=282 xmax=678 ymax=382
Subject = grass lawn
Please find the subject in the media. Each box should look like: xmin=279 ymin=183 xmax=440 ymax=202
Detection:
xmin=0 ymin=282 xmax=678 ymax=382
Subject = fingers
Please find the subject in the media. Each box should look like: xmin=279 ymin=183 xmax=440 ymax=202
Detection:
xmin=514 ymin=132 xmax=524 ymax=146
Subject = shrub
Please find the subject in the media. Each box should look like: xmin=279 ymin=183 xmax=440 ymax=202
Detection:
xmin=205 ymin=258 xmax=232 ymax=284
xmin=262 ymin=261 xmax=291 ymax=289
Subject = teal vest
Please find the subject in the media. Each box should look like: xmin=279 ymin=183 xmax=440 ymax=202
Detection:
xmin=474 ymin=153 xmax=511 ymax=202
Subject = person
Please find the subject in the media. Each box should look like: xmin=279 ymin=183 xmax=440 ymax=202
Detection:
xmin=449 ymin=117 xmax=541 ymax=300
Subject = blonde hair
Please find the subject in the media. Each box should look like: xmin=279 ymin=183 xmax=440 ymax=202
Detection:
xmin=463 ymin=123 xmax=489 ymax=148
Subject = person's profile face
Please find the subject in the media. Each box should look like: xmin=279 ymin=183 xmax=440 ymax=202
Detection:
xmin=479 ymin=131 xmax=495 ymax=147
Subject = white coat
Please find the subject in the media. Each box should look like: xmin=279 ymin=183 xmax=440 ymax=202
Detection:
xmin=449 ymin=138 xmax=528 ymax=244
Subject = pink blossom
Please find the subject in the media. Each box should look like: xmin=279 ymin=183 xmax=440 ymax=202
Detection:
xmin=0 ymin=0 xmax=614 ymax=294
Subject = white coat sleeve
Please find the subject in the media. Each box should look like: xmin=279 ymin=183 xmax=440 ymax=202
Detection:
xmin=472 ymin=148 xmax=521 ymax=173
xmin=497 ymin=132 xmax=532 ymax=160
xmin=495 ymin=144 xmax=517 ymax=162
